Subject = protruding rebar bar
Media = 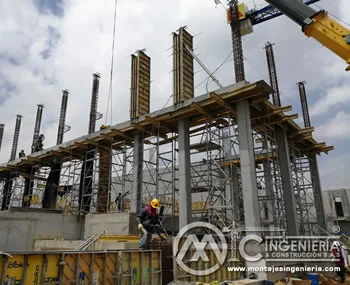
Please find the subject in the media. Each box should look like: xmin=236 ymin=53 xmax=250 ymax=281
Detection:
xmin=57 ymin=90 xmax=69 ymax=145
xmin=88 ymin=73 xmax=101 ymax=134
xmin=0 ymin=124 xmax=4 ymax=152
xmin=10 ymin=115 xmax=22 ymax=161
xmin=297 ymin=81 xmax=311 ymax=128
xmin=31 ymin=104 xmax=44 ymax=153
xmin=229 ymin=0 xmax=245 ymax=82
xmin=265 ymin=42 xmax=281 ymax=107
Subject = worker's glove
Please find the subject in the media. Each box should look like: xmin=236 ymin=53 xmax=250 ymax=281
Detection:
xmin=138 ymin=224 xmax=143 ymax=230
xmin=159 ymin=233 xmax=166 ymax=240
xmin=345 ymin=265 xmax=350 ymax=273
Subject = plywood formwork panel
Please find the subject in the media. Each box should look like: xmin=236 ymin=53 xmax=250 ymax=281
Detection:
xmin=130 ymin=51 xmax=151 ymax=120
xmin=0 ymin=250 xmax=161 ymax=285
xmin=173 ymin=27 xmax=194 ymax=105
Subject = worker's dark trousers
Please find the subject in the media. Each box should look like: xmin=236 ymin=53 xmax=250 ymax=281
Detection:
xmin=139 ymin=226 xmax=164 ymax=249
xmin=140 ymin=228 xmax=150 ymax=249
xmin=336 ymin=266 xmax=345 ymax=282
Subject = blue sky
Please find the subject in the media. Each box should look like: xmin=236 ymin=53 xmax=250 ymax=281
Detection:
xmin=0 ymin=0 xmax=349 ymax=190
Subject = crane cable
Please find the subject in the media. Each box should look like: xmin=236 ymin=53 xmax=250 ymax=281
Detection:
xmin=105 ymin=0 xmax=118 ymax=126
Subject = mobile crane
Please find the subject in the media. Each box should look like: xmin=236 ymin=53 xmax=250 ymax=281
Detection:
xmin=264 ymin=0 xmax=350 ymax=70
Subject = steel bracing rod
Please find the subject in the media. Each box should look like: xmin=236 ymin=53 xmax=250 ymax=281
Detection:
xmin=0 ymin=124 xmax=4 ymax=152
xmin=297 ymin=81 xmax=311 ymax=128
xmin=229 ymin=0 xmax=245 ymax=82
xmin=265 ymin=42 xmax=281 ymax=107
xmin=88 ymin=73 xmax=101 ymax=134
xmin=184 ymin=45 xmax=224 ymax=88
xmin=10 ymin=115 xmax=22 ymax=161
xmin=57 ymin=90 xmax=69 ymax=145
xmin=31 ymin=104 xmax=44 ymax=153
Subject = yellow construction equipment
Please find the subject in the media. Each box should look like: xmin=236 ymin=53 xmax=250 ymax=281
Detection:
xmin=265 ymin=0 xmax=350 ymax=70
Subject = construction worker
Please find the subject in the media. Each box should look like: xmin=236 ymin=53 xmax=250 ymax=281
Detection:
xmin=19 ymin=149 xmax=25 ymax=158
xmin=115 ymin=193 xmax=123 ymax=212
xmin=136 ymin=198 xmax=166 ymax=250
xmin=34 ymin=134 xmax=45 ymax=152
xmin=332 ymin=240 xmax=349 ymax=282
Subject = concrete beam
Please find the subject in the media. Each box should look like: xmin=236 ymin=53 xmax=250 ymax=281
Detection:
xmin=275 ymin=126 xmax=299 ymax=236
xmin=178 ymin=119 xmax=192 ymax=228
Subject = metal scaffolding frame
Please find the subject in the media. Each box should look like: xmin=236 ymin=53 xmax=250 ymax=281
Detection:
xmin=56 ymin=157 xmax=83 ymax=214
xmin=290 ymin=145 xmax=318 ymax=235
xmin=80 ymin=145 xmax=114 ymax=214
xmin=110 ymin=140 xmax=134 ymax=212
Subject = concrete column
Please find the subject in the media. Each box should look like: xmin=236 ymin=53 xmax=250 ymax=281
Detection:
xmin=178 ymin=119 xmax=192 ymax=228
xmin=231 ymin=166 xmax=242 ymax=221
xmin=237 ymin=101 xmax=261 ymax=228
xmin=131 ymin=133 xmax=144 ymax=214
xmin=308 ymin=154 xmax=326 ymax=230
xmin=275 ymin=126 xmax=299 ymax=236
xmin=237 ymin=101 xmax=266 ymax=278
xmin=263 ymin=160 xmax=275 ymax=224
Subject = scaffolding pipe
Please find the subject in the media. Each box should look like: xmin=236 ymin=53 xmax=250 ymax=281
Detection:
xmin=184 ymin=45 xmax=224 ymax=88
xmin=10 ymin=115 xmax=22 ymax=161
xmin=31 ymin=105 xmax=44 ymax=153
xmin=88 ymin=73 xmax=101 ymax=134
xmin=0 ymin=124 xmax=4 ymax=152
xmin=57 ymin=90 xmax=69 ymax=145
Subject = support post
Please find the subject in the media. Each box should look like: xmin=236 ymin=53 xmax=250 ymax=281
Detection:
xmin=237 ymin=101 xmax=261 ymax=228
xmin=178 ymin=119 xmax=192 ymax=228
xmin=275 ymin=126 xmax=299 ymax=236
xmin=132 ymin=133 xmax=144 ymax=214
xmin=237 ymin=100 xmax=266 ymax=278
xmin=308 ymin=153 xmax=326 ymax=230
xmin=263 ymin=159 xmax=275 ymax=224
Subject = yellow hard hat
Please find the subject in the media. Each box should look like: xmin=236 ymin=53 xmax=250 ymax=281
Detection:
xmin=151 ymin=198 xmax=160 ymax=209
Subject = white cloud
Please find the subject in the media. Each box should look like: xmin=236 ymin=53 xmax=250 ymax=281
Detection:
xmin=0 ymin=0 xmax=349 ymax=189
xmin=310 ymin=85 xmax=350 ymax=116
xmin=317 ymin=111 xmax=350 ymax=140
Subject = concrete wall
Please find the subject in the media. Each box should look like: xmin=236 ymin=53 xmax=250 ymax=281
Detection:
xmin=0 ymin=208 xmax=83 ymax=251
xmin=34 ymin=239 xmax=139 ymax=251
xmin=322 ymin=189 xmax=350 ymax=234
xmin=83 ymin=212 xmax=138 ymax=239
xmin=0 ymin=209 xmax=141 ymax=251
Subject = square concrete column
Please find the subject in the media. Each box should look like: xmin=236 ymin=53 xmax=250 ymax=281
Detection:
xmin=263 ymin=159 xmax=275 ymax=224
xmin=275 ymin=126 xmax=299 ymax=236
xmin=237 ymin=101 xmax=261 ymax=229
xmin=237 ymin=100 xmax=266 ymax=279
xmin=178 ymin=119 xmax=192 ymax=228
xmin=131 ymin=133 xmax=144 ymax=214
xmin=308 ymin=154 xmax=326 ymax=230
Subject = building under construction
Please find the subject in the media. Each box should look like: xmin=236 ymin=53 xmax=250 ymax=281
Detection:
xmin=0 ymin=23 xmax=335 ymax=284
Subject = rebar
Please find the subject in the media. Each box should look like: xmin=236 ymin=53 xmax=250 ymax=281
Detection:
xmin=57 ymin=90 xmax=69 ymax=145
xmin=31 ymin=105 xmax=44 ymax=153
xmin=88 ymin=73 xmax=101 ymax=134
xmin=10 ymin=115 xmax=22 ymax=161
xmin=229 ymin=0 xmax=245 ymax=82
xmin=0 ymin=124 xmax=4 ymax=152
xmin=297 ymin=81 xmax=311 ymax=128
xmin=265 ymin=42 xmax=281 ymax=106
